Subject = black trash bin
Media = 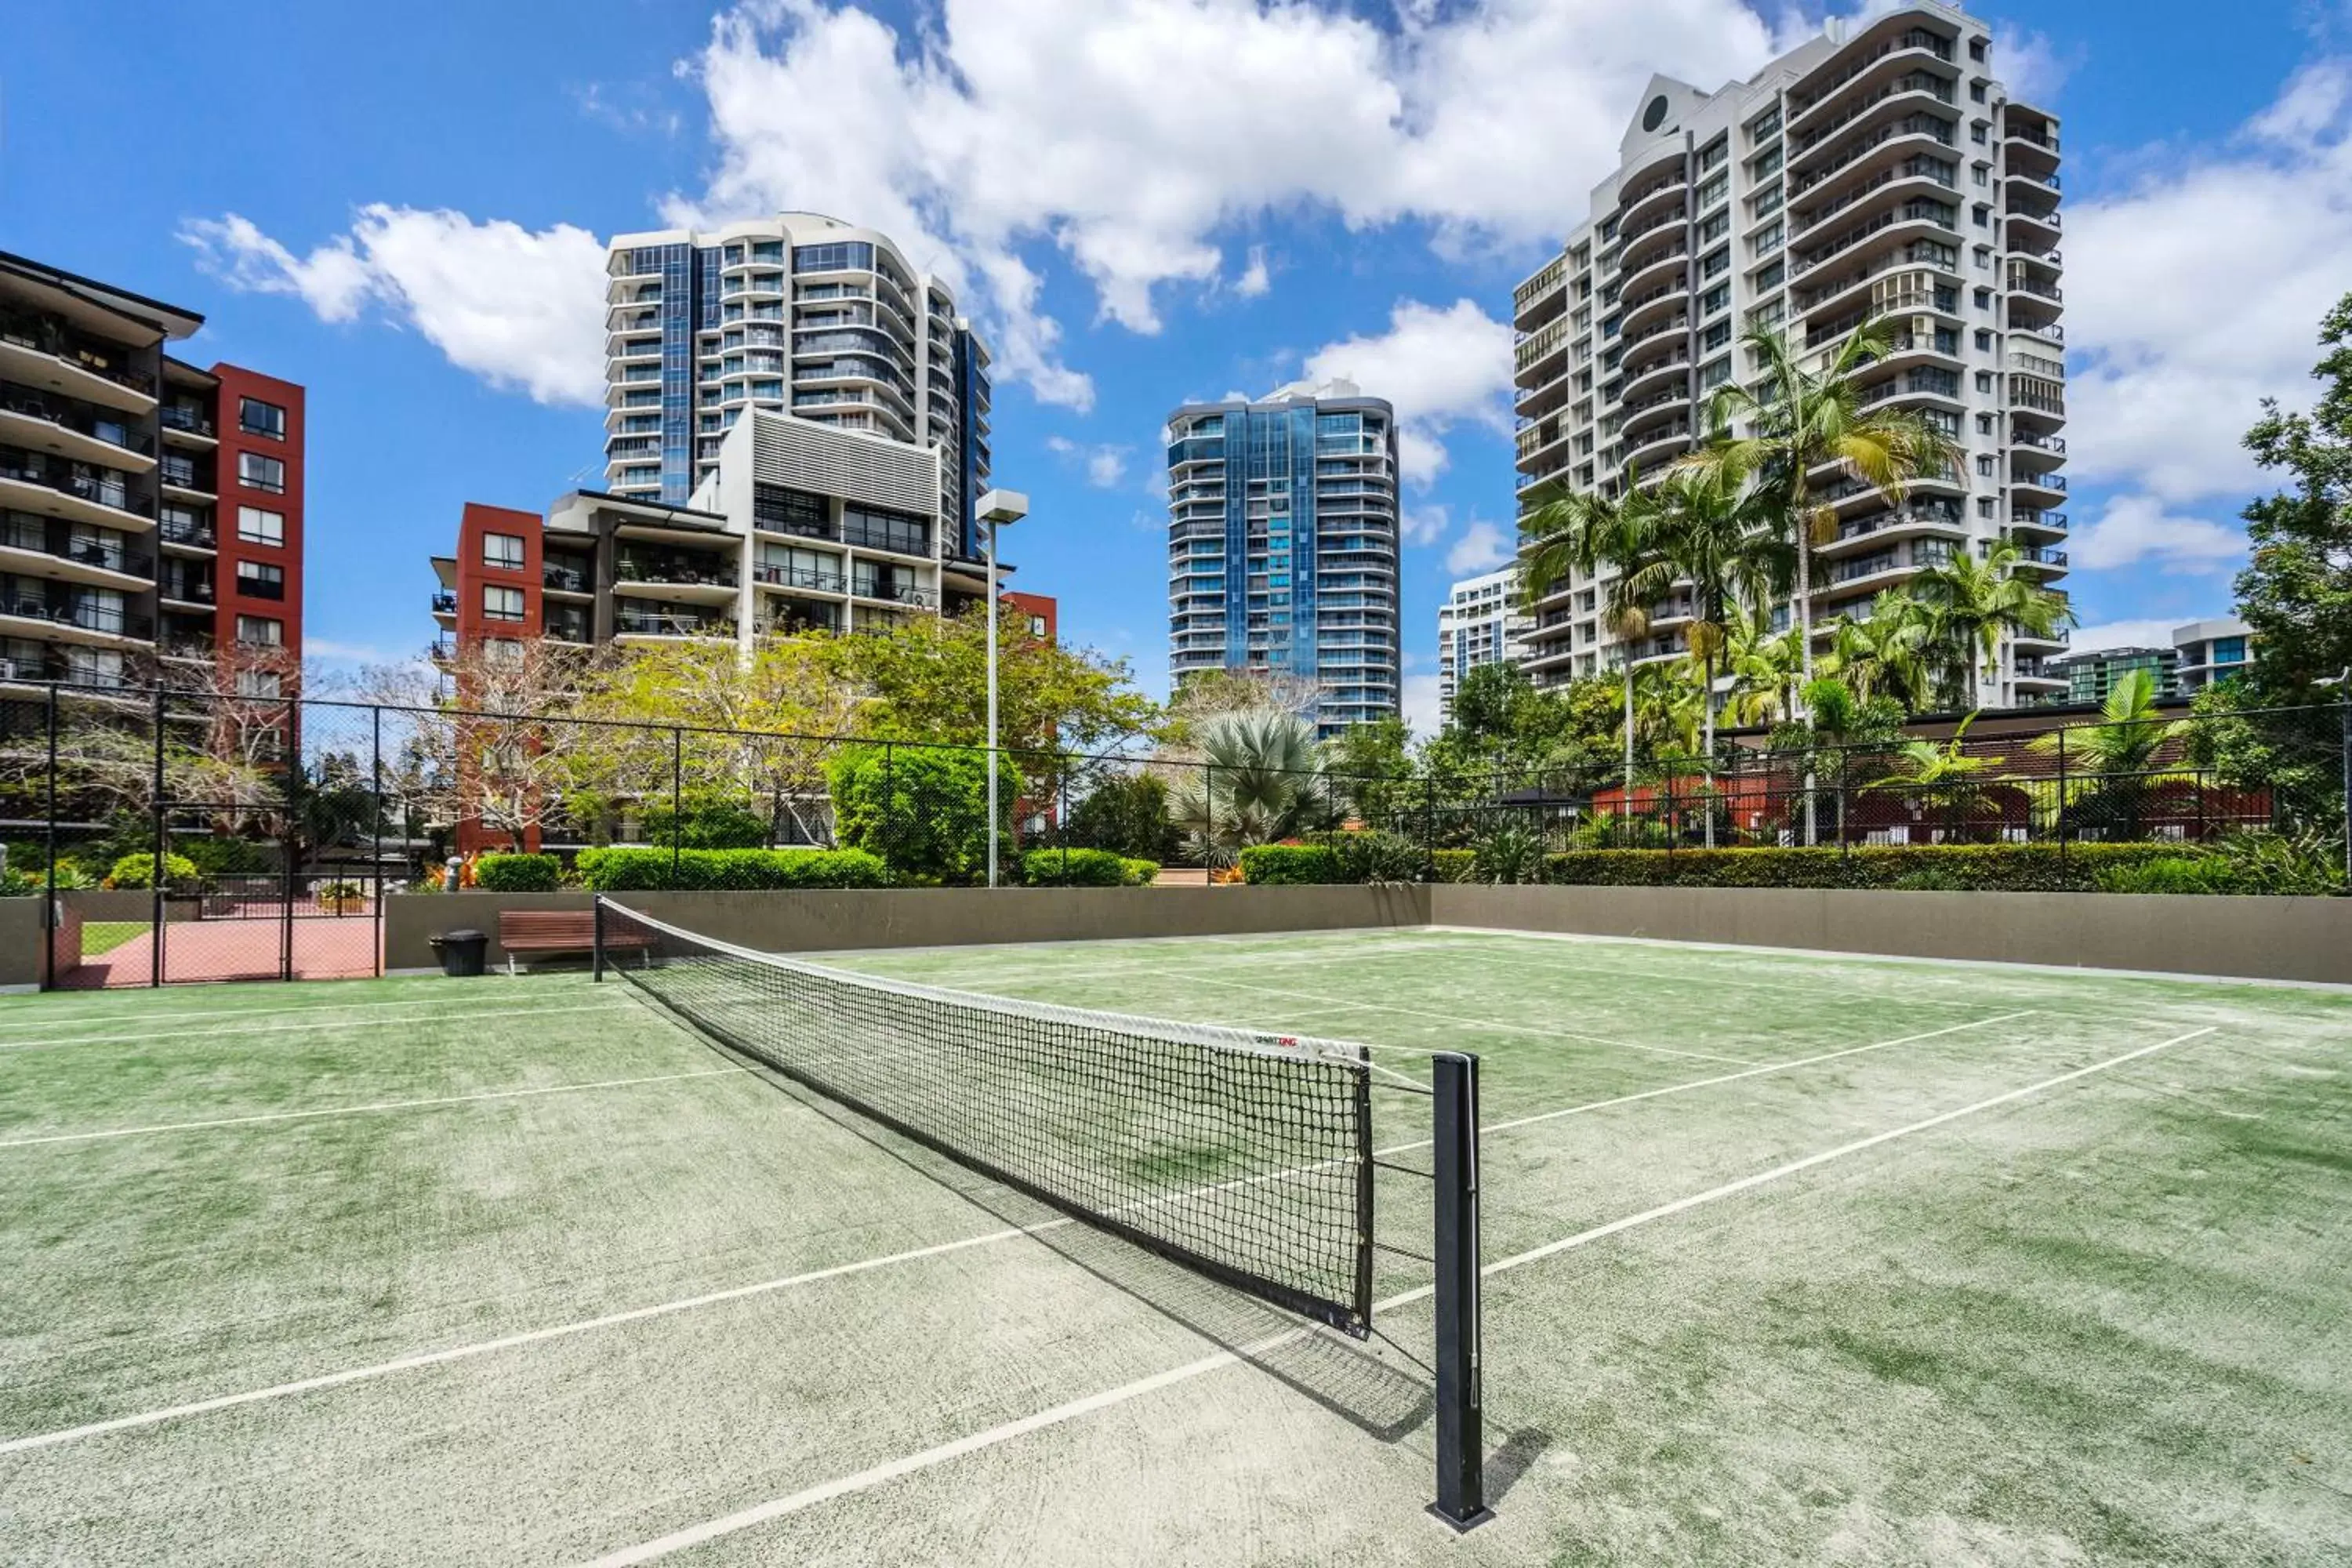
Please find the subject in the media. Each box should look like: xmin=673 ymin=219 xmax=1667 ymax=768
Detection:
xmin=430 ymin=929 xmax=488 ymax=978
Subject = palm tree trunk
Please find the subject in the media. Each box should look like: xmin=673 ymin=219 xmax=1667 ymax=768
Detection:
xmin=1795 ymin=503 xmax=1819 ymax=849
xmin=1621 ymin=661 xmax=1635 ymax=842
xmin=1702 ymin=648 xmax=1718 ymax=851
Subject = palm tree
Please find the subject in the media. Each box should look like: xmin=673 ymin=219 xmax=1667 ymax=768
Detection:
xmin=1824 ymin=590 xmax=1935 ymax=711
xmin=1720 ymin=600 xmax=1808 ymax=727
xmin=1909 ymin=541 xmax=2074 ymax=710
xmin=1611 ymin=463 xmax=1789 ymax=846
xmin=1863 ymin=712 xmax=2001 ymax=842
xmin=1166 ymin=710 xmax=1320 ymax=869
xmin=1684 ymin=321 xmax=1962 ymax=695
xmin=1519 ymin=474 xmax=1653 ymax=808
xmin=2025 ymin=666 xmax=2191 ymax=840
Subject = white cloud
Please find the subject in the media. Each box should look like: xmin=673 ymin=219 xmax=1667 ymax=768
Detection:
xmin=1401 ymin=503 xmax=1450 ymax=547
xmin=666 ymin=0 xmax=1782 ymax=407
xmin=1303 ymin=298 xmax=1514 ymax=485
xmin=1235 ymin=245 xmax=1272 ymax=299
xmin=2066 ymin=59 xmax=2352 ymax=507
xmin=2070 ymin=619 xmax=2188 ymax=654
xmin=1992 ymin=28 xmax=2073 ymax=105
xmin=1445 ymin=518 xmax=1513 ymax=576
xmin=1402 ymin=672 xmax=1445 ymax=738
xmin=2070 ymin=495 xmax=2247 ymax=574
xmin=181 ymin=207 xmax=607 ymax=406
xmin=1044 ymin=434 xmax=1131 ymax=488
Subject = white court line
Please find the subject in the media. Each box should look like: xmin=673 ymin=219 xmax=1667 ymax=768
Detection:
xmin=583 ymin=1022 xmax=2220 ymax=1566
xmin=0 ymin=1006 xmax=2031 ymax=1457
xmin=0 ymin=1068 xmax=749 ymax=1151
xmin=0 ymin=1003 xmax=633 ymax=1055
xmin=1392 ymin=935 xmax=2002 ymax=1006
xmin=0 ymin=985 xmax=597 ymax=1037
xmin=1174 ymin=970 xmax=1758 ymax=1066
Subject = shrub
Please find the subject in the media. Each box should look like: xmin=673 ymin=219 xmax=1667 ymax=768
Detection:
xmin=641 ymin=800 xmax=770 ymax=850
xmin=1470 ymin=821 xmax=1548 ymax=885
xmin=0 ymin=867 xmax=38 ymax=898
xmin=1120 ymin=857 xmax=1160 ymax=887
xmin=2093 ymin=857 xmax=2243 ymax=895
xmin=107 ymin=852 xmax=198 ymax=890
xmin=1541 ymin=842 xmax=2198 ymax=893
xmin=1336 ymin=829 xmax=1425 ymax=886
xmin=1019 ymin=848 xmax=1131 ymax=887
xmin=1065 ymin=773 xmax=1181 ymax=862
xmin=1432 ymin=849 xmax=1477 ymax=884
xmin=2210 ymin=829 xmax=2347 ymax=896
xmin=473 ymin=853 xmax=561 ymax=893
xmin=575 ymin=847 xmax=887 ymax=892
xmin=826 ymin=745 xmax=1020 ymax=885
xmin=1238 ymin=844 xmax=1342 ymax=885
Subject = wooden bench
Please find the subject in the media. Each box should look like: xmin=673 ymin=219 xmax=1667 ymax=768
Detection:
xmin=495 ymin=909 xmax=653 ymax=975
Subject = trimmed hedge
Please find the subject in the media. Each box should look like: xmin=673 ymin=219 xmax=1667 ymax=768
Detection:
xmin=1433 ymin=849 xmax=1476 ymax=884
xmin=474 ymin=853 xmax=561 ymax=892
xmin=575 ymin=847 xmax=887 ymax=892
xmin=1542 ymin=842 xmax=2192 ymax=892
xmin=1018 ymin=848 xmax=1161 ymax=887
xmin=108 ymin=852 xmax=198 ymax=890
xmin=1239 ymin=844 xmax=1342 ymax=885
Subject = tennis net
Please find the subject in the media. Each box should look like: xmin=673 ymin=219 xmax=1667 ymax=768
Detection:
xmin=593 ymin=897 xmax=1376 ymax=1334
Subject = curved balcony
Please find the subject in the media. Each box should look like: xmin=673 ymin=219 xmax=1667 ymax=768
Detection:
xmin=1619 ymin=200 xmax=1689 ymax=249
xmin=1790 ymin=61 xmax=1958 ymax=167
xmin=1622 ymin=417 xmax=1694 ymax=474
xmin=1621 ymin=353 xmax=1690 ymax=408
xmin=1788 ymin=111 xmax=1958 ymax=199
xmin=0 ymin=329 xmax=154 ymax=417
xmin=1619 ymin=277 xmax=1691 ymax=339
xmin=1617 ymin=167 xmax=1690 ymax=234
xmin=2005 ymin=204 xmax=2062 ymax=250
xmin=1618 ymin=234 xmax=1690 ymax=299
xmin=1817 ymin=504 xmax=1965 ymax=556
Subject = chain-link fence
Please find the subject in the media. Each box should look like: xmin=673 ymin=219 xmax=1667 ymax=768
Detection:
xmin=5 ymin=683 xmax=2347 ymax=987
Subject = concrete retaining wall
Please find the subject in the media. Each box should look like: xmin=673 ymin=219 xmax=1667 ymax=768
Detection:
xmin=1432 ymin=885 xmax=2352 ymax=985
xmin=383 ymin=886 xmax=1432 ymax=973
xmin=0 ymin=898 xmax=46 ymax=991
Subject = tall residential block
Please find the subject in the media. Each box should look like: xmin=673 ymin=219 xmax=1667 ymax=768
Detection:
xmin=601 ymin=213 xmax=991 ymax=557
xmin=0 ymin=249 xmax=303 ymax=693
xmin=1166 ymin=379 xmax=1401 ymax=738
xmin=1511 ymin=2 xmax=2068 ymax=707
xmin=1437 ymin=567 xmax=1532 ymax=724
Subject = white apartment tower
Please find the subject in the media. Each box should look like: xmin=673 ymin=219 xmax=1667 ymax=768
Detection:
xmin=1437 ymin=568 xmax=1532 ymax=724
xmin=1511 ymin=3 xmax=2069 ymax=708
xmin=602 ymin=213 xmax=993 ymax=562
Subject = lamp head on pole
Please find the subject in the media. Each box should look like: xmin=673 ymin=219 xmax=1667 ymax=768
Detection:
xmin=975 ymin=489 xmax=1029 ymax=529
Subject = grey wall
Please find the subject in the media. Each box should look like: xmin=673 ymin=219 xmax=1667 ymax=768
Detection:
xmin=383 ymin=887 xmax=1432 ymax=973
xmin=0 ymin=898 xmax=46 ymax=990
xmin=1433 ymin=885 xmax=2352 ymax=986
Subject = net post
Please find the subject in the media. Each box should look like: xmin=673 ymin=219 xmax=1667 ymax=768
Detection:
xmin=1429 ymin=1051 xmax=1490 ymax=1531
xmin=590 ymin=894 xmax=606 ymax=982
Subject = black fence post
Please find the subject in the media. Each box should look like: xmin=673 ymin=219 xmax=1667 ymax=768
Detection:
xmin=150 ymin=684 xmax=165 ymax=989
xmin=42 ymin=682 xmax=57 ymax=990
xmin=670 ymin=727 xmax=684 ymax=884
xmin=1203 ymin=761 xmax=1216 ymax=887
xmin=1423 ymin=772 xmax=1438 ymax=882
xmin=1429 ymin=1051 xmax=1490 ymax=1530
xmin=2339 ymin=699 xmax=2351 ymax=887
xmin=371 ymin=706 xmax=386 ymax=978
xmin=1058 ymin=757 xmax=1071 ymax=884
xmin=2056 ymin=723 xmax=2068 ymax=871
xmin=881 ymin=742 xmax=896 ymax=885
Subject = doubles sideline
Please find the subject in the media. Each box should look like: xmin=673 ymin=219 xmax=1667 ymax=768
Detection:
xmin=0 ymin=984 xmax=600 ymax=1038
xmin=584 ymin=1023 xmax=2219 ymax=1566
xmin=0 ymin=1006 xmax=2032 ymax=1458
xmin=0 ymin=1002 xmax=634 ymax=1055
xmin=0 ymin=1067 xmax=747 ymax=1151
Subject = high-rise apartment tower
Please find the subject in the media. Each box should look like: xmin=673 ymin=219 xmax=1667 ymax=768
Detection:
xmin=1511 ymin=2 xmax=2068 ymax=708
xmin=1166 ymin=379 xmax=1401 ymax=738
xmin=602 ymin=213 xmax=993 ymax=559
xmin=1438 ymin=567 xmax=1532 ymax=724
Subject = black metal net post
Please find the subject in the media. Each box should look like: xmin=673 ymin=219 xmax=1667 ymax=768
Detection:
xmin=42 ymin=682 xmax=56 ymax=989
xmin=2340 ymin=699 xmax=2351 ymax=885
xmin=149 ymin=684 xmax=166 ymax=989
xmin=1429 ymin=1050 xmax=1489 ymax=1530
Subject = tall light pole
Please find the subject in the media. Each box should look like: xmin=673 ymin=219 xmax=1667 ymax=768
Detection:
xmin=976 ymin=489 xmax=1029 ymax=887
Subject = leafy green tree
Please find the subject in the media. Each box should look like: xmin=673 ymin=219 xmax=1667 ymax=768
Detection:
xmin=1323 ymin=717 xmax=1414 ymax=826
xmin=2237 ymin=291 xmax=2352 ymax=695
xmin=825 ymin=744 xmax=1020 ymax=884
xmin=816 ymin=605 xmax=1157 ymax=754
xmin=1520 ymin=474 xmax=1654 ymax=802
xmin=1824 ymin=591 xmax=1936 ymax=711
xmin=1908 ymin=541 xmax=2074 ymax=710
xmin=1063 ymin=771 xmax=1180 ymax=861
xmin=1864 ymin=713 xmax=2000 ymax=841
xmin=1685 ymin=320 xmax=1962 ymax=695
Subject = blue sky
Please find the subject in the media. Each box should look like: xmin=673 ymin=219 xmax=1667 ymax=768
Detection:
xmin=5 ymin=0 xmax=2345 ymax=730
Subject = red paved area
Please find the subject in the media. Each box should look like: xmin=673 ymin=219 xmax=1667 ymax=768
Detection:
xmin=60 ymin=916 xmax=378 ymax=989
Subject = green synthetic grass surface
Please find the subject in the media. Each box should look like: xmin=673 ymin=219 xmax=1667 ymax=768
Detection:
xmin=78 ymin=920 xmax=145 ymax=955
xmin=0 ymin=934 xmax=2344 ymax=1565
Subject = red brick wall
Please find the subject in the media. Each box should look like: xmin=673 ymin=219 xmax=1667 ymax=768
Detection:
xmin=454 ymin=503 xmax=543 ymax=644
xmin=208 ymin=364 xmax=304 ymax=660
xmin=1002 ymin=590 xmax=1057 ymax=644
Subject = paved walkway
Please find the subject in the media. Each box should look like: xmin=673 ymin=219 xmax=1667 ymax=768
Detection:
xmin=60 ymin=917 xmax=378 ymax=989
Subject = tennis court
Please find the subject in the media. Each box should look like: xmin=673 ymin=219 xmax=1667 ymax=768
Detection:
xmin=0 ymin=920 xmax=2347 ymax=1564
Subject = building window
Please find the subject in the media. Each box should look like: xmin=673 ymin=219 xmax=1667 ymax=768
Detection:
xmin=1752 ymin=260 xmax=1785 ymax=292
xmin=236 ymin=506 xmax=284 ymax=546
xmin=483 ymin=532 xmax=525 ymax=570
xmin=1976 ymin=454 xmax=1997 ymax=476
xmin=1695 ymin=173 xmax=1728 ymax=210
xmin=235 ymin=560 xmax=285 ymax=600
xmin=238 ymin=452 xmax=285 ymax=494
xmin=235 ymin=615 xmax=283 ymax=646
xmin=1698 ymin=357 xmax=1732 ymax=391
xmin=483 ymin=585 xmax=526 ymax=622
xmin=235 ymin=668 xmax=281 ymax=699
xmin=238 ymin=397 xmax=287 ymax=439
xmin=1700 ymin=283 xmax=1730 ymax=317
